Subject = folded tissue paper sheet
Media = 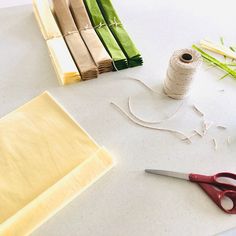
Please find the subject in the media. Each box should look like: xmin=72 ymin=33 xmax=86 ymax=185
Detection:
xmin=0 ymin=92 xmax=114 ymax=236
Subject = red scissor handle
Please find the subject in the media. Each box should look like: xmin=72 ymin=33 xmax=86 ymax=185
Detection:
xmin=189 ymin=172 xmax=236 ymax=191
xmin=189 ymin=172 xmax=236 ymax=214
xmin=198 ymin=183 xmax=236 ymax=214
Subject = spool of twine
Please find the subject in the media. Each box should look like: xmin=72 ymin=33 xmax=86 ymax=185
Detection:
xmin=163 ymin=48 xmax=201 ymax=100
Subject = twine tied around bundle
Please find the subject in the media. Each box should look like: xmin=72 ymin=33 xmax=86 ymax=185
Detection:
xmin=94 ymin=22 xmax=107 ymax=29
xmin=90 ymin=18 xmax=122 ymax=31
xmin=163 ymin=48 xmax=202 ymax=100
xmin=109 ymin=17 xmax=122 ymax=27
xmin=79 ymin=24 xmax=93 ymax=31
xmin=64 ymin=30 xmax=78 ymax=36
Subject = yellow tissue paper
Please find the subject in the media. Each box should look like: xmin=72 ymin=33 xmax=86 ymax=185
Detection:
xmin=0 ymin=92 xmax=114 ymax=235
xmin=33 ymin=0 xmax=81 ymax=85
xmin=46 ymin=37 xmax=81 ymax=85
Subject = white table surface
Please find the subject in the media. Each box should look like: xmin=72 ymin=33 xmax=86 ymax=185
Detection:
xmin=1 ymin=1 xmax=236 ymax=235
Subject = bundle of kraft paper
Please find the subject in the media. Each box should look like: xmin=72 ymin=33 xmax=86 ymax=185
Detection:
xmin=70 ymin=0 xmax=113 ymax=73
xmin=53 ymin=0 xmax=98 ymax=80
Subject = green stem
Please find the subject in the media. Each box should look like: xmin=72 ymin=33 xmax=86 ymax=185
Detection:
xmin=219 ymin=73 xmax=229 ymax=80
xmin=192 ymin=45 xmax=236 ymax=80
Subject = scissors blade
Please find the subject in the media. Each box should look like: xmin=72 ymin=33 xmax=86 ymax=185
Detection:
xmin=145 ymin=169 xmax=190 ymax=180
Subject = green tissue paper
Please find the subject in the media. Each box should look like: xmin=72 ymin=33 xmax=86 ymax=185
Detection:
xmin=97 ymin=0 xmax=143 ymax=67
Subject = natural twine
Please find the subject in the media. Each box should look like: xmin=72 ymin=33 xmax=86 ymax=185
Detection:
xmin=163 ymin=48 xmax=202 ymax=100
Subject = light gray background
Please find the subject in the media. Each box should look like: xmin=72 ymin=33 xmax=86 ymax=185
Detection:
xmin=0 ymin=0 xmax=236 ymax=235
xmin=0 ymin=0 xmax=31 ymax=8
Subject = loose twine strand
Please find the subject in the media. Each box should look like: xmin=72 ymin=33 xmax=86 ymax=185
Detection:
xmin=111 ymin=77 xmax=190 ymax=142
xmin=110 ymin=47 xmax=202 ymax=142
xmin=111 ymin=102 xmax=190 ymax=141
xmin=128 ymin=96 xmax=184 ymax=124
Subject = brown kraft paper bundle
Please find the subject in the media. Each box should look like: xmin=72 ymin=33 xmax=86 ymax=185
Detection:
xmin=53 ymin=0 xmax=98 ymax=80
xmin=70 ymin=0 xmax=113 ymax=73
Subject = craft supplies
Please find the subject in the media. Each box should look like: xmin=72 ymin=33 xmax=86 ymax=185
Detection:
xmin=97 ymin=0 xmax=143 ymax=67
xmin=0 ymin=92 xmax=114 ymax=235
xmin=34 ymin=0 xmax=142 ymax=81
xmin=164 ymin=48 xmax=201 ymax=100
xmin=213 ymin=138 xmax=218 ymax=150
xmin=84 ymin=0 xmax=128 ymax=70
xmin=111 ymin=77 xmax=230 ymax=150
xmin=53 ymin=0 xmax=98 ymax=80
xmin=70 ymin=0 xmax=113 ymax=73
xmin=192 ymin=105 xmax=204 ymax=117
xmin=145 ymin=169 xmax=236 ymax=214
xmin=33 ymin=0 xmax=81 ymax=85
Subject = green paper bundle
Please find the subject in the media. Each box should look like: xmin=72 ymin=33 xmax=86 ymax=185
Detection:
xmin=84 ymin=0 xmax=128 ymax=70
xmin=97 ymin=0 xmax=143 ymax=67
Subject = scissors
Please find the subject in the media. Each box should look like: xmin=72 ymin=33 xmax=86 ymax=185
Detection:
xmin=145 ymin=169 xmax=236 ymax=214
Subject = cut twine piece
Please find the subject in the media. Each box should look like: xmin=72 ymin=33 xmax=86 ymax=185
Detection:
xmin=202 ymin=120 xmax=214 ymax=136
xmin=111 ymin=102 xmax=190 ymax=141
xmin=213 ymin=138 xmax=218 ymax=151
xmin=128 ymin=96 xmax=184 ymax=124
xmin=193 ymin=104 xmax=204 ymax=117
xmin=217 ymin=125 xmax=227 ymax=130
xmin=194 ymin=129 xmax=203 ymax=137
xmin=182 ymin=127 xmax=206 ymax=143
xmin=182 ymin=134 xmax=193 ymax=143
